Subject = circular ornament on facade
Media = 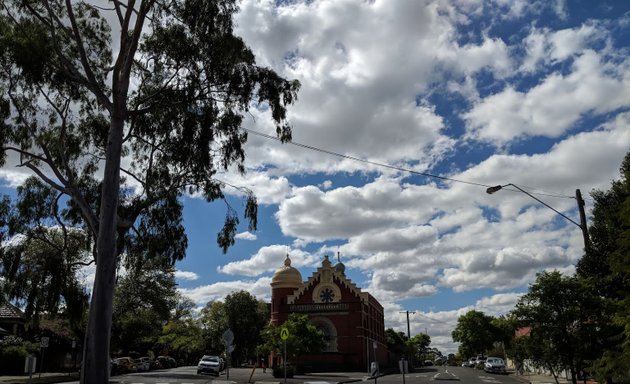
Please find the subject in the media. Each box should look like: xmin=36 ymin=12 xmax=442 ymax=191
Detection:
xmin=313 ymin=283 xmax=341 ymax=303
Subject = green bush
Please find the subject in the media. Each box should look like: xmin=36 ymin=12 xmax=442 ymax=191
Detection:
xmin=0 ymin=336 xmax=39 ymax=374
xmin=475 ymin=362 xmax=485 ymax=370
xmin=273 ymin=364 xmax=294 ymax=378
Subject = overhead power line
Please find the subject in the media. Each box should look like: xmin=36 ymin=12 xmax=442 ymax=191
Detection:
xmin=242 ymin=128 xmax=577 ymax=201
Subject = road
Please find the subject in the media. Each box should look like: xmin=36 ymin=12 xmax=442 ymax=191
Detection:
xmin=57 ymin=366 xmax=526 ymax=384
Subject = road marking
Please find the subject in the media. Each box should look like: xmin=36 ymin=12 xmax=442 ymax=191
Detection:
xmin=478 ymin=375 xmax=500 ymax=383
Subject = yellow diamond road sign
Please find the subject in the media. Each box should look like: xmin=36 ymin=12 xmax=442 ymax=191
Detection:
xmin=280 ymin=327 xmax=289 ymax=340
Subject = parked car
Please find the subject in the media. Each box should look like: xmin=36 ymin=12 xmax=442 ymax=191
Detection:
xmin=197 ymin=355 xmax=222 ymax=375
xmin=484 ymin=357 xmax=506 ymax=374
xmin=423 ymin=359 xmax=434 ymax=366
xmin=135 ymin=357 xmax=151 ymax=372
xmin=113 ymin=357 xmax=137 ymax=373
xmin=157 ymin=356 xmax=177 ymax=368
xmin=149 ymin=358 xmax=162 ymax=370
xmin=474 ymin=355 xmax=486 ymax=367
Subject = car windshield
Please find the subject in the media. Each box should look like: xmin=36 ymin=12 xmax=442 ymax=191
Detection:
xmin=488 ymin=358 xmax=502 ymax=364
xmin=202 ymin=356 xmax=219 ymax=362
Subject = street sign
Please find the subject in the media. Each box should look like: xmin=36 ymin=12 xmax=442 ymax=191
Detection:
xmin=280 ymin=327 xmax=289 ymax=340
xmin=223 ymin=329 xmax=234 ymax=346
xmin=40 ymin=337 xmax=49 ymax=348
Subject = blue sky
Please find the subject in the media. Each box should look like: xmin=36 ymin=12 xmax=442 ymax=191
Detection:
xmin=2 ymin=0 xmax=630 ymax=354
xmin=174 ymin=0 xmax=630 ymax=354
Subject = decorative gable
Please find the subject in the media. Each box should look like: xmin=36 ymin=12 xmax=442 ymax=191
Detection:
xmin=287 ymin=255 xmax=368 ymax=305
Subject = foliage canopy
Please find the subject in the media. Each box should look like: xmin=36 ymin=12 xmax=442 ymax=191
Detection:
xmin=0 ymin=1 xmax=299 ymax=382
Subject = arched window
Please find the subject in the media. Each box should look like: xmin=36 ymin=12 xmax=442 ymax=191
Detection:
xmin=311 ymin=317 xmax=338 ymax=352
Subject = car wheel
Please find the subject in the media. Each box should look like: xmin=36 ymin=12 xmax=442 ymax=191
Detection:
xmin=197 ymin=370 xmax=201 ymax=375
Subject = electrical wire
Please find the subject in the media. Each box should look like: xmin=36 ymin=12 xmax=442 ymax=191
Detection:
xmin=242 ymin=128 xmax=578 ymax=201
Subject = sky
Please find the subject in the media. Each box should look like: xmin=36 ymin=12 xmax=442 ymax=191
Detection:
xmin=3 ymin=0 xmax=630 ymax=355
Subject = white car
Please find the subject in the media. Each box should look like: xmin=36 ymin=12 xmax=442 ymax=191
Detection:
xmin=197 ymin=355 xmax=222 ymax=375
xmin=484 ymin=357 xmax=506 ymax=374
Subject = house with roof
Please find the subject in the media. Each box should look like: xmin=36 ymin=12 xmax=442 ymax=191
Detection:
xmin=0 ymin=303 xmax=26 ymax=337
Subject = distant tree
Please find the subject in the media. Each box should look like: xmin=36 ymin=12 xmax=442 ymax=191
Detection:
xmin=111 ymin=258 xmax=178 ymax=354
xmin=408 ymin=333 xmax=431 ymax=363
xmin=489 ymin=315 xmax=515 ymax=360
xmin=199 ymin=300 xmax=229 ymax=355
xmin=512 ymin=271 xmax=601 ymax=384
xmin=576 ymin=150 xmax=630 ymax=383
xmin=157 ymin=296 xmax=204 ymax=365
xmin=0 ymin=2 xmax=299 ymax=382
xmin=452 ymin=310 xmax=497 ymax=358
xmin=223 ymin=291 xmax=269 ymax=364
xmin=259 ymin=314 xmax=325 ymax=364
xmin=385 ymin=328 xmax=409 ymax=357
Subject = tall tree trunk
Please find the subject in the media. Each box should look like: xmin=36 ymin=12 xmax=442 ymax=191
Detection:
xmin=80 ymin=112 xmax=126 ymax=384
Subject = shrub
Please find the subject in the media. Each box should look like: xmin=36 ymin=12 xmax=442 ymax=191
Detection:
xmin=0 ymin=336 xmax=38 ymax=374
xmin=273 ymin=364 xmax=294 ymax=378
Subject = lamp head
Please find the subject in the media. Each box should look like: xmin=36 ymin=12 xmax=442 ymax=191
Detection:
xmin=486 ymin=185 xmax=503 ymax=194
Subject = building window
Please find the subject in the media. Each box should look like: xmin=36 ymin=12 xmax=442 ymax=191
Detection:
xmin=311 ymin=317 xmax=338 ymax=352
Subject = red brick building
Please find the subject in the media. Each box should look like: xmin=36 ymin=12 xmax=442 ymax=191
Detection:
xmin=271 ymin=254 xmax=387 ymax=372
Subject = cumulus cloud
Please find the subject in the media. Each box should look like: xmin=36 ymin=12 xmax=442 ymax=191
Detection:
xmin=175 ymin=270 xmax=199 ymax=281
xmin=217 ymin=245 xmax=318 ymax=276
xmin=464 ymin=50 xmax=630 ymax=145
xmin=235 ymin=231 xmax=257 ymax=241
xmin=179 ymin=277 xmax=274 ymax=305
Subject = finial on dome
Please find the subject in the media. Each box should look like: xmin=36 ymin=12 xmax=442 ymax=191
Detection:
xmin=335 ymin=251 xmax=346 ymax=274
xmin=284 ymin=254 xmax=291 ymax=267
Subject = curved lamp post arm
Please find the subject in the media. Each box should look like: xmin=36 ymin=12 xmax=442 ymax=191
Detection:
xmin=486 ymin=183 xmax=590 ymax=250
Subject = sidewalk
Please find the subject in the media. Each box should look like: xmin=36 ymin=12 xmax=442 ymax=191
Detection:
xmin=511 ymin=371 xmax=597 ymax=384
xmin=0 ymin=372 xmax=79 ymax=384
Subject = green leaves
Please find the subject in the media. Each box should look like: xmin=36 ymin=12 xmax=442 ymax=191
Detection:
xmin=452 ymin=310 xmax=500 ymax=358
xmin=259 ymin=314 xmax=326 ymax=361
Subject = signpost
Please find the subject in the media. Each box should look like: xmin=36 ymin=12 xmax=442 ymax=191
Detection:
xmin=281 ymin=327 xmax=289 ymax=384
xmin=39 ymin=337 xmax=49 ymax=379
xmin=223 ymin=329 xmax=234 ymax=380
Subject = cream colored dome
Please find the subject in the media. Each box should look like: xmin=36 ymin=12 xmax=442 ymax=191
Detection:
xmin=271 ymin=255 xmax=303 ymax=288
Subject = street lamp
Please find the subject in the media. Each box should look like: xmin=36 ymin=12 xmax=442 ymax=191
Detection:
xmin=486 ymin=183 xmax=590 ymax=250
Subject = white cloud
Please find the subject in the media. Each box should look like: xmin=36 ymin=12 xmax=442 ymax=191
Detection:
xmin=235 ymin=231 xmax=257 ymax=241
xmin=178 ymin=277 xmax=273 ymax=305
xmin=175 ymin=270 xmax=199 ymax=281
xmin=217 ymin=245 xmax=317 ymax=277
xmin=465 ymin=50 xmax=630 ymax=145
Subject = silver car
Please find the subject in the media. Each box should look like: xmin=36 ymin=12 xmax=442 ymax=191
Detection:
xmin=197 ymin=355 xmax=222 ymax=375
xmin=484 ymin=357 xmax=506 ymax=374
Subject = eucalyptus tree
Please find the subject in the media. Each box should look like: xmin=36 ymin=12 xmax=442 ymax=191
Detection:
xmin=576 ymin=150 xmax=630 ymax=383
xmin=0 ymin=177 xmax=91 ymax=330
xmin=0 ymin=1 xmax=299 ymax=383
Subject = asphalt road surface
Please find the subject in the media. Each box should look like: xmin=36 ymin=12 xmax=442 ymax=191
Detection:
xmin=58 ymin=365 xmax=526 ymax=384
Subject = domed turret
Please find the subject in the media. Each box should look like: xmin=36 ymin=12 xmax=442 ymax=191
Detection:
xmin=271 ymin=255 xmax=303 ymax=289
xmin=334 ymin=252 xmax=345 ymax=275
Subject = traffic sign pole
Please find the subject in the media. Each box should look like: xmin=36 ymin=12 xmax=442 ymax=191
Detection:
xmin=280 ymin=327 xmax=289 ymax=384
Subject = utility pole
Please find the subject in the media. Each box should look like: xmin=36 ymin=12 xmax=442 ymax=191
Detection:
xmin=399 ymin=311 xmax=416 ymax=340
xmin=575 ymin=189 xmax=590 ymax=251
